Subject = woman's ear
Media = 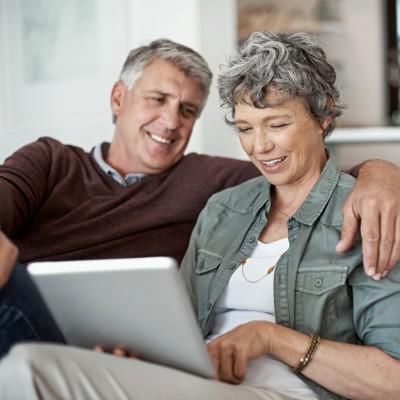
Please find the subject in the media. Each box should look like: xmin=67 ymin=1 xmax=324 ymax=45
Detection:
xmin=110 ymin=81 xmax=127 ymax=118
xmin=320 ymin=116 xmax=332 ymax=132
xmin=319 ymin=96 xmax=334 ymax=133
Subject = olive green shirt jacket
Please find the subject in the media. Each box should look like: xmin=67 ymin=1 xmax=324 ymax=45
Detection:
xmin=180 ymin=155 xmax=400 ymax=400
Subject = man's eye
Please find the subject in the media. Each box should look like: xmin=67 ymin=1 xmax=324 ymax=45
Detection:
xmin=181 ymin=107 xmax=197 ymax=118
xmin=149 ymin=97 xmax=163 ymax=103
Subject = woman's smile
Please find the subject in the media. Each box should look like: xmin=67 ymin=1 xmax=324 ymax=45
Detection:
xmin=259 ymin=156 xmax=288 ymax=173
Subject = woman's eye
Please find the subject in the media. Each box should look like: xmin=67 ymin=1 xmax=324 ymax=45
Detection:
xmin=271 ymin=123 xmax=289 ymax=129
xmin=237 ymin=127 xmax=252 ymax=134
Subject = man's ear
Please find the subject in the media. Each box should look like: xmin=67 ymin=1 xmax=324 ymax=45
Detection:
xmin=110 ymin=81 xmax=127 ymax=118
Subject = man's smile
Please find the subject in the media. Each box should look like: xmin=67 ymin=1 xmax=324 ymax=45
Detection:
xmin=146 ymin=131 xmax=173 ymax=145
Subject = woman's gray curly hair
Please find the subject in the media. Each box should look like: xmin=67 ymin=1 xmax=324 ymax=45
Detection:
xmin=218 ymin=32 xmax=344 ymax=137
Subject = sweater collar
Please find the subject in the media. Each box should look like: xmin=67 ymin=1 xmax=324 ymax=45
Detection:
xmin=92 ymin=143 xmax=146 ymax=186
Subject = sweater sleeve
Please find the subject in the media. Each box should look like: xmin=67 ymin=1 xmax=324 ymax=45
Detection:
xmin=219 ymin=158 xmax=260 ymax=189
xmin=0 ymin=138 xmax=53 ymax=236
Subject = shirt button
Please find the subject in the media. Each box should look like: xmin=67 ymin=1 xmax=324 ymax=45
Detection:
xmin=248 ymin=236 xmax=256 ymax=243
xmin=207 ymin=302 xmax=213 ymax=310
xmin=229 ymin=262 xmax=237 ymax=270
xmin=314 ymin=278 xmax=323 ymax=287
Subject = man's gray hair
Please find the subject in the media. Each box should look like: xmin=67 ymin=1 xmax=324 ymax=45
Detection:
xmin=218 ymin=32 xmax=343 ymax=137
xmin=119 ymin=38 xmax=212 ymax=105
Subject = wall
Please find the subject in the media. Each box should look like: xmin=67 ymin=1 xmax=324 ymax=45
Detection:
xmin=124 ymin=0 xmax=202 ymax=155
xmin=125 ymin=0 xmax=243 ymax=157
xmin=0 ymin=0 xmax=240 ymax=162
xmin=327 ymin=127 xmax=400 ymax=169
xmin=0 ymin=0 xmax=126 ymax=162
xmin=0 ymin=0 xmax=396 ymax=165
xmin=339 ymin=0 xmax=387 ymax=126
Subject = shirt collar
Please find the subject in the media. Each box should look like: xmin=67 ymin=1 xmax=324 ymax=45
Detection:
xmin=251 ymin=150 xmax=341 ymax=226
xmin=92 ymin=143 xmax=146 ymax=187
xmin=293 ymin=152 xmax=340 ymax=226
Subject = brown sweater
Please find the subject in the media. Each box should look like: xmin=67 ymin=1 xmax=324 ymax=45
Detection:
xmin=0 ymin=137 xmax=259 ymax=264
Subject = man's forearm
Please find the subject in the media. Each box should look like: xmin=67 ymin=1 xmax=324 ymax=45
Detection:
xmin=346 ymin=159 xmax=399 ymax=178
xmin=345 ymin=163 xmax=361 ymax=178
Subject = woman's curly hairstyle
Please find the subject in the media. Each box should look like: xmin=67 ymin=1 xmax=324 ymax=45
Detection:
xmin=218 ymin=32 xmax=344 ymax=137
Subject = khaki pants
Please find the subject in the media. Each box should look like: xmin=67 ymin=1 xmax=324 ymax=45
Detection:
xmin=0 ymin=344 xmax=296 ymax=400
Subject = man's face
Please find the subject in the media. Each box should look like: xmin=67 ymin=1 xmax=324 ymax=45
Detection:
xmin=110 ymin=58 xmax=204 ymax=174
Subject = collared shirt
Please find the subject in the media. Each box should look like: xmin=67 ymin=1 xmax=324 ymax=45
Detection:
xmin=93 ymin=143 xmax=146 ymax=186
xmin=180 ymin=154 xmax=400 ymax=400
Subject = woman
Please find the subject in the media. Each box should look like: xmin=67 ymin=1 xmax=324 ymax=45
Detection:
xmin=0 ymin=32 xmax=399 ymax=400
xmin=180 ymin=31 xmax=400 ymax=400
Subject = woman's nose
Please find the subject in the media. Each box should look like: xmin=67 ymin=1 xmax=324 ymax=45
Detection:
xmin=253 ymin=130 xmax=273 ymax=153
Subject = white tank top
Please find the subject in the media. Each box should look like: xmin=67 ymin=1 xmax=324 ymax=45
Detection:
xmin=207 ymin=238 xmax=318 ymax=400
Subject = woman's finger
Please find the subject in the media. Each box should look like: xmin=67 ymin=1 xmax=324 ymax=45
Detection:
xmin=219 ymin=345 xmax=240 ymax=384
xmin=113 ymin=346 xmax=128 ymax=357
xmin=93 ymin=345 xmax=105 ymax=353
xmin=232 ymin=348 xmax=247 ymax=383
xmin=207 ymin=341 xmax=220 ymax=380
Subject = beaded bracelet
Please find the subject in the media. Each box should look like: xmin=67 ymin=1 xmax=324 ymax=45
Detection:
xmin=293 ymin=334 xmax=320 ymax=374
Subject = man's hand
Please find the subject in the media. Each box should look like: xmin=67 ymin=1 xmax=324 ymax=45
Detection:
xmin=0 ymin=231 xmax=18 ymax=288
xmin=336 ymin=160 xmax=400 ymax=279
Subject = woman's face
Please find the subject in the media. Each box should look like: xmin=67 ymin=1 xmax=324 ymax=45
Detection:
xmin=234 ymin=96 xmax=328 ymax=189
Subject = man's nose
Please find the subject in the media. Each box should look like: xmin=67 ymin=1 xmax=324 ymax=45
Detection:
xmin=160 ymin=105 xmax=180 ymax=131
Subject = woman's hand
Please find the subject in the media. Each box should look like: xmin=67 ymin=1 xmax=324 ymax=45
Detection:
xmin=337 ymin=160 xmax=400 ymax=279
xmin=207 ymin=321 xmax=272 ymax=384
xmin=0 ymin=231 xmax=18 ymax=288
xmin=94 ymin=345 xmax=140 ymax=359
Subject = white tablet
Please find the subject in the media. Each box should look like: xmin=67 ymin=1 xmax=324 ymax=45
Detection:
xmin=28 ymin=257 xmax=214 ymax=378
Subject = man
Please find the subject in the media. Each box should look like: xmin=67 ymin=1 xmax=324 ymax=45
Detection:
xmin=0 ymin=40 xmax=256 ymax=265
xmin=0 ymin=39 xmax=399 ymax=356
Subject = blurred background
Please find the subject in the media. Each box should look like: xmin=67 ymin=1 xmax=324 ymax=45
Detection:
xmin=0 ymin=0 xmax=399 ymax=168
